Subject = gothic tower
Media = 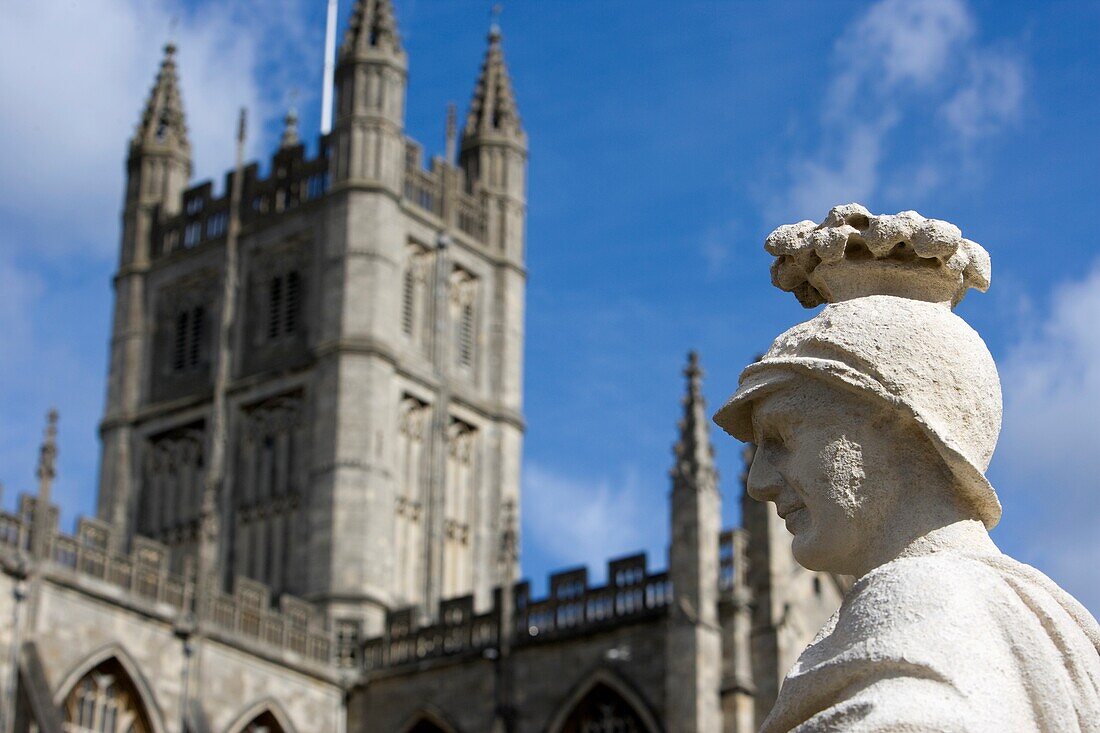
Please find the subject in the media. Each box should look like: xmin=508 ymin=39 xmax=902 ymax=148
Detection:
xmin=666 ymin=352 xmax=723 ymax=732
xmin=94 ymin=0 xmax=528 ymax=636
xmin=97 ymin=44 xmax=192 ymax=548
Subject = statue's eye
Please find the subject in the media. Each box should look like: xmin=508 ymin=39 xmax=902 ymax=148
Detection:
xmin=761 ymin=428 xmax=786 ymax=451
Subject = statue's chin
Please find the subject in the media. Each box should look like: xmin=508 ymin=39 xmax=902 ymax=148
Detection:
xmin=791 ymin=533 xmax=837 ymax=574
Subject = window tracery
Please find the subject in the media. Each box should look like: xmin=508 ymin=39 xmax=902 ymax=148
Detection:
xmin=62 ymin=659 xmax=153 ymax=733
xmin=139 ymin=425 xmax=204 ymax=574
xmin=558 ymin=683 xmax=648 ymax=733
xmin=232 ymin=394 xmax=304 ymax=596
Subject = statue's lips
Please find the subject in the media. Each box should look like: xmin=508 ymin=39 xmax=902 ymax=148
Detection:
xmin=778 ymin=503 xmax=807 ymax=531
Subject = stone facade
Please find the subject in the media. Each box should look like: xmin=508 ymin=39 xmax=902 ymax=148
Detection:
xmin=0 ymin=2 xmax=843 ymax=731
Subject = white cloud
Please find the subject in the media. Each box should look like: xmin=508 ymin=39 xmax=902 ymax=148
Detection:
xmin=784 ymin=118 xmax=893 ymax=224
xmin=774 ymin=0 xmax=1025 ymax=222
xmin=522 ymin=462 xmax=665 ymax=582
xmin=942 ymin=50 xmax=1026 ymax=141
xmin=0 ymin=0 xmax=316 ymax=261
xmin=995 ymin=262 xmax=1100 ymax=613
xmin=0 ymin=0 xmax=319 ymax=521
xmin=826 ymin=0 xmax=973 ymax=116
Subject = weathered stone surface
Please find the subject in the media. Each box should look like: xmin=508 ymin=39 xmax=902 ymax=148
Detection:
xmin=715 ymin=204 xmax=1100 ymax=732
xmin=766 ymin=203 xmax=991 ymax=308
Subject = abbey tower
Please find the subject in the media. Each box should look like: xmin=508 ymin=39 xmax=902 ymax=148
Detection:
xmin=95 ymin=0 xmax=527 ymax=636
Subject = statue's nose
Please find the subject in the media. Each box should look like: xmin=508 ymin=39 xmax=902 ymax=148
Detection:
xmin=747 ymin=445 xmax=784 ymax=504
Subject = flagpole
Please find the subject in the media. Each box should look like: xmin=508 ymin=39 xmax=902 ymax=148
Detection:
xmin=321 ymin=0 xmax=338 ymax=134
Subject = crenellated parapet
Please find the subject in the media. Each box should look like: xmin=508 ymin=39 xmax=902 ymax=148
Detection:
xmin=402 ymin=140 xmax=490 ymax=244
xmin=0 ymin=495 xmax=332 ymax=668
xmin=359 ymin=552 xmax=675 ymax=672
xmin=151 ymin=139 xmax=333 ymax=260
xmin=147 ymin=133 xmax=497 ymax=266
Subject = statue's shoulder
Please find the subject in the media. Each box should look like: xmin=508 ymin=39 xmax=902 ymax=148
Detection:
xmin=837 ymin=552 xmax=1014 ymax=635
xmin=835 ymin=550 xmax=1100 ymax=655
xmin=855 ymin=551 xmax=1002 ymax=601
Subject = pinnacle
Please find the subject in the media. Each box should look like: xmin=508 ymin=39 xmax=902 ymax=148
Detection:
xmin=340 ymin=0 xmax=402 ymax=60
xmin=132 ymin=43 xmax=190 ymax=153
xmin=279 ymin=107 xmax=301 ymax=149
xmin=673 ymin=351 xmax=717 ymax=491
xmin=36 ymin=408 xmax=58 ymax=484
xmin=463 ymin=23 xmax=523 ymax=140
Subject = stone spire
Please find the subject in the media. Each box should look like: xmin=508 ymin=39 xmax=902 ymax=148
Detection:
xmin=32 ymin=409 xmax=59 ymax=560
xmin=331 ymin=0 xmax=407 ymax=187
xmin=666 ymin=351 xmax=722 ymax=732
xmin=279 ymin=106 xmax=301 ymax=149
xmin=132 ymin=43 xmax=191 ymax=154
xmin=672 ymin=351 xmax=718 ymax=495
xmin=463 ymin=21 xmax=524 ymax=142
xmin=35 ymin=409 xmax=58 ymax=496
xmin=339 ymin=0 xmax=402 ymax=59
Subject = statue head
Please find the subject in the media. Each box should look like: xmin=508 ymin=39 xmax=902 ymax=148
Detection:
xmin=714 ymin=204 xmax=1002 ymax=574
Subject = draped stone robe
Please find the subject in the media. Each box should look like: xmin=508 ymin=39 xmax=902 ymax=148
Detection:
xmin=762 ymin=535 xmax=1100 ymax=733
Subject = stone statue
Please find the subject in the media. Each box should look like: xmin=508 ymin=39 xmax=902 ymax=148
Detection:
xmin=713 ymin=204 xmax=1100 ymax=732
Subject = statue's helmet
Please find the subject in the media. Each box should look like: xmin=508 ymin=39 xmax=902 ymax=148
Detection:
xmin=713 ymin=204 xmax=1003 ymax=528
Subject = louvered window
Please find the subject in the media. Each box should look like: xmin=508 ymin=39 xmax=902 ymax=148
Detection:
xmin=285 ymin=271 xmax=300 ymax=334
xmin=402 ymin=268 xmax=416 ymax=336
xmin=457 ymin=303 xmax=474 ymax=368
xmin=173 ymin=311 xmax=189 ymax=371
xmin=268 ymin=275 xmax=283 ymax=339
xmin=267 ymin=270 xmax=302 ymax=341
xmin=172 ymin=306 xmax=204 ymax=373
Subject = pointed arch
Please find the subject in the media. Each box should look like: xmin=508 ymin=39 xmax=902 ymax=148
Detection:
xmin=397 ymin=708 xmax=461 ymax=733
xmin=224 ymin=698 xmax=298 ymax=733
xmin=544 ymin=668 xmax=662 ymax=733
xmin=52 ymin=643 xmax=166 ymax=733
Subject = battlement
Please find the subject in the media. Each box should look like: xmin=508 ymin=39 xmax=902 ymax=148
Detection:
xmin=148 ymin=134 xmax=492 ymax=263
xmin=358 ymin=552 xmax=674 ymax=672
xmin=0 ymin=495 xmax=331 ymax=668
xmin=402 ymin=141 xmax=489 ymax=243
xmin=152 ymin=138 xmax=333 ymax=259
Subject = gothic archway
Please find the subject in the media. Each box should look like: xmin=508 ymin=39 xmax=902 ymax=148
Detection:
xmin=238 ymin=711 xmax=284 ymax=733
xmin=406 ymin=721 xmax=448 ymax=733
xmin=398 ymin=710 xmax=459 ymax=733
xmin=546 ymin=671 xmax=661 ymax=733
xmin=61 ymin=657 xmax=154 ymax=733
xmin=224 ymin=700 xmax=297 ymax=733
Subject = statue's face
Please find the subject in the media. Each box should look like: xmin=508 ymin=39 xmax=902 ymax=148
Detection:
xmin=747 ymin=379 xmax=901 ymax=575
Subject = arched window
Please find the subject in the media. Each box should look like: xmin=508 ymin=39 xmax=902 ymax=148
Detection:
xmin=267 ymin=271 xmax=302 ymax=342
xmin=62 ymin=658 xmax=154 ymax=733
xmin=557 ymin=682 xmax=650 ymax=733
xmin=401 ymin=715 xmax=455 ymax=733
xmin=240 ymin=711 xmax=285 ymax=733
xmin=406 ymin=722 xmax=448 ymax=733
xmin=401 ymin=245 xmax=432 ymax=352
xmin=448 ymin=268 xmax=478 ymax=372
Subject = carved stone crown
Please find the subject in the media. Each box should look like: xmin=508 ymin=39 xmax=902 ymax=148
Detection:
xmin=766 ymin=203 xmax=991 ymax=309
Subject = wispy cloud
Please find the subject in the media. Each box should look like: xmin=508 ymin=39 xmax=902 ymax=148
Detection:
xmin=994 ymin=261 xmax=1100 ymax=613
xmin=0 ymin=0 xmax=318 ymax=261
xmin=773 ymin=0 xmax=1025 ymax=222
xmin=0 ymin=0 xmax=319 ymax=521
xmin=521 ymin=462 xmax=666 ymax=585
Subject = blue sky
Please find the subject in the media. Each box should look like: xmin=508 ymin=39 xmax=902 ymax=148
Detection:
xmin=2 ymin=0 xmax=1099 ymax=611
